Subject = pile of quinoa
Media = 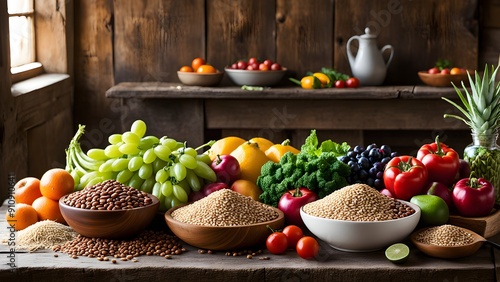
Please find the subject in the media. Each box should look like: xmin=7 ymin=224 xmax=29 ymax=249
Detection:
xmin=415 ymin=225 xmax=474 ymax=247
xmin=171 ymin=189 xmax=279 ymax=226
xmin=14 ymin=220 xmax=77 ymax=252
xmin=302 ymin=183 xmax=415 ymax=221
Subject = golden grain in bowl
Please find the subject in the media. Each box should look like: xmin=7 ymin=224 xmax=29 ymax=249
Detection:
xmin=165 ymin=189 xmax=284 ymax=250
xmin=300 ymin=184 xmax=421 ymax=252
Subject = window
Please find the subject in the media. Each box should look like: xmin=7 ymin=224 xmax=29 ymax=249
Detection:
xmin=8 ymin=0 xmax=42 ymax=83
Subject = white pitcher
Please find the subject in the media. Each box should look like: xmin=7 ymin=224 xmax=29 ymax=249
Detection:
xmin=347 ymin=27 xmax=394 ymax=86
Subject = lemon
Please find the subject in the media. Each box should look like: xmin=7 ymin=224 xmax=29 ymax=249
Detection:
xmin=249 ymin=137 xmax=274 ymax=153
xmin=207 ymin=136 xmax=246 ymax=161
xmin=230 ymin=141 xmax=270 ymax=183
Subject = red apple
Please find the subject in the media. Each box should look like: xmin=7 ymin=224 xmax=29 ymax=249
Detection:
xmin=425 ymin=181 xmax=454 ymax=209
xmin=428 ymin=67 xmax=439 ymax=74
xmin=202 ymin=182 xmax=229 ymax=196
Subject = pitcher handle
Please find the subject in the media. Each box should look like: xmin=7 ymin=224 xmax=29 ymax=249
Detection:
xmin=381 ymin=45 xmax=394 ymax=67
xmin=346 ymin=36 xmax=359 ymax=66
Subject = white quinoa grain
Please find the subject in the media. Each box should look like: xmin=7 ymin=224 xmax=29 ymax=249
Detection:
xmin=415 ymin=225 xmax=474 ymax=246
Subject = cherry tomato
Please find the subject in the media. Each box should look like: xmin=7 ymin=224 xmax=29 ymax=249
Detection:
xmin=236 ymin=61 xmax=247 ymax=70
xmin=263 ymin=59 xmax=273 ymax=67
xmin=266 ymin=231 xmax=288 ymax=255
xmin=346 ymin=77 xmax=360 ymax=88
xmin=282 ymin=225 xmax=303 ymax=249
xmin=440 ymin=68 xmax=450 ymax=74
xmin=259 ymin=63 xmax=269 ymax=71
xmin=271 ymin=63 xmax=281 ymax=70
xmin=248 ymin=57 xmax=259 ymax=65
xmin=334 ymin=80 xmax=346 ymax=88
xmin=296 ymin=236 xmax=319 ymax=259
xmin=428 ymin=67 xmax=439 ymax=74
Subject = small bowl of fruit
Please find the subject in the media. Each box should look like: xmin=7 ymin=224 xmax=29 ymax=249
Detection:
xmin=177 ymin=58 xmax=224 ymax=87
xmin=418 ymin=60 xmax=471 ymax=87
xmin=225 ymin=58 xmax=287 ymax=86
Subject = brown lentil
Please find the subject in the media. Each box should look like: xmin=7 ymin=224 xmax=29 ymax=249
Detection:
xmin=415 ymin=225 xmax=474 ymax=246
xmin=62 ymin=179 xmax=153 ymax=210
xmin=53 ymin=230 xmax=186 ymax=261
xmin=302 ymin=184 xmax=415 ymax=221
xmin=171 ymin=189 xmax=278 ymax=226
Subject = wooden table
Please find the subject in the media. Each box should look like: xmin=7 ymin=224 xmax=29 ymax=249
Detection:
xmin=1 ymin=200 xmax=499 ymax=281
xmin=105 ymin=83 xmax=470 ymax=154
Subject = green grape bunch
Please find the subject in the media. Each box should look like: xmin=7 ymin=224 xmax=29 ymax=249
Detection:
xmin=65 ymin=120 xmax=216 ymax=211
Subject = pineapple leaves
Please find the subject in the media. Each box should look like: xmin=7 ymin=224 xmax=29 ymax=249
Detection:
xmin=442 ymin=64 xmax=500 ymax=135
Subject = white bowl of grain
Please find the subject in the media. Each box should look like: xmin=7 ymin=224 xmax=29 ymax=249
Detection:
xmin=300 ymin=184 xmax=421 ymax=252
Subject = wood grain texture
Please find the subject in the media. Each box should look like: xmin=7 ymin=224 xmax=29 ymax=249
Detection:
xmin=114 ymin=0 xmax=205 ymax=83
xmin=276 ymin=0 xmax=334 ymax=78
xmin=334 ymin=0 xmax=479 ymax=85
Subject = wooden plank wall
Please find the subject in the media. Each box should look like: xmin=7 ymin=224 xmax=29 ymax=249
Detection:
xmin=73 ymin=0 xmax=499 ymax=151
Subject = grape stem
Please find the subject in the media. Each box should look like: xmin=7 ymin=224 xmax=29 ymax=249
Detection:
xmin=195 ymin=140 xmax=216 ymax=152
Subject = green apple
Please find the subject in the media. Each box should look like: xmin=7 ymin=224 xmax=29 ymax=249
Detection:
xmin=410 ymin=194 xmax=449 ymax=226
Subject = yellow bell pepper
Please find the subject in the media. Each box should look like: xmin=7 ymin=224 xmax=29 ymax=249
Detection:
xmin=265 ymin=139 xmax=300 ymax=163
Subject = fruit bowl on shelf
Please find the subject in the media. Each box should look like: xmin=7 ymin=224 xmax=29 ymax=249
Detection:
xmin=59 ymin=193 xmax=160 ymax=239
xmin=177 ymin=70 xmax=224 ymax=87
xmin=300 ymin=200 xmax=421 ymax=252
xmin=165 ymin=203 xmax=285 ymax=251
xmin=225 ymin=68 xmax=287 ymax=86
xmin=417 ymin=71 xmax=471 ymax=87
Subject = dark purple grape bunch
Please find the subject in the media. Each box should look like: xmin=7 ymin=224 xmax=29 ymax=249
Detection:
xmin=340 ymin=144 xmax=398 ymax=190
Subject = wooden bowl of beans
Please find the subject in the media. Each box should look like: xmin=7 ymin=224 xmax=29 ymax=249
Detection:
xmin=410 ymin=225 xmax=486 ymax=259
xmin=59 ymin=180 xmax=160 ymax=239
xmin=300 ymin=184 xmax=421 ymax=252
xmin=164 ymin=189 xmax=285 ymax=251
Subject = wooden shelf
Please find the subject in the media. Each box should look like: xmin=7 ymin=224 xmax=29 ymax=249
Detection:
xmin=106 ymin=82 xmax=461 ymax=100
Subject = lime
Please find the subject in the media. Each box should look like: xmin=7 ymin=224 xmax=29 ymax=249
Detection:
xmin=410 ymin=194 xmax=449 ymax=226
xmin=385 ymin=243 xmax=410 ymax=264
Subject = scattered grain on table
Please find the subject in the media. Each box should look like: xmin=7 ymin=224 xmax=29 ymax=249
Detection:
xmin=10 ymin=220 xmax=77 ymax=251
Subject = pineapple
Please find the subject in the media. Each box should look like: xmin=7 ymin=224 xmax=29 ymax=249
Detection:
xmin=442 ymin=65 xmax=500 ymax=204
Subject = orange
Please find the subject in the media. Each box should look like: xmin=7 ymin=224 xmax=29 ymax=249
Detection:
xmin=249 ymin=137 xmax=274 ymax=153
xmin=450 ymin=67 xmax=462 ymax=75
xmin=207 ymin=136 xmax=246 ymax=161
xmin=231 ymin=179 xmax=263 ymax=201
xmin=191 ymin=57 xmax=206 ymax=72
xmin=5 ymin=203 xmax=39 ymax=231
xmin=14 ymin=177 xmax=42 ymax=205
xmin=230 ymin=141 xmax=270 ymax=183
xmin=32 ymin=196 xmax=66 ymax=224
xmin=179 ymin=65 xmax=194 ymax=72
xmin=39 ymin=168 xmax=74 ymax=201
xmin=197 ymin=64 xmax=217 ymax=74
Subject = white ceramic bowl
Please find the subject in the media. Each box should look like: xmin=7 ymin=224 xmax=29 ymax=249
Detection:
xmin=177 ymin=71 xmax=224 ymax=86
xmin=300 ymin=200 xmax=421 ymax=252
xmin=224 ymin=68 xmax=287 ymax=86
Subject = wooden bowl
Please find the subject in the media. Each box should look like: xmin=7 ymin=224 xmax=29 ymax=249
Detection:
xmin=164 ymin=204 xmax=285 ymax=250
xmin=417 ymin=71 xmax=470 ymax=87
xmin=410 ymin=226 xmax=486 ymax=259
xmin=59 ymin=193 xmax=160 ymax=239
xmin=177 ymin=71 xmax=224 ymax=86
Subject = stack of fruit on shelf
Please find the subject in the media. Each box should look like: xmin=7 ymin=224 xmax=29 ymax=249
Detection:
xmin=290 ymin=67 xmax=360 ymax=89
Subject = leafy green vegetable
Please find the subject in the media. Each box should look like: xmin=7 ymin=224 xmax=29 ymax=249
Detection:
xmin=257 ymin=130 xmax=351 ymax=207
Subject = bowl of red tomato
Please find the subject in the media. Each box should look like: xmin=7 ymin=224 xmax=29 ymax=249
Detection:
xmin=225 ymin=58 xmax=287 ymax=86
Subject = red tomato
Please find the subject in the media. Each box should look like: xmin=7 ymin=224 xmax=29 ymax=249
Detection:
xmin=263 ymin=59 xmax=273 ymax=67
xmin=248 ymin=57 xmax=259 ymax=65
xmin=282 ymin=225 xmax=304 ymax=249
xmin=440 ymin=68 xmax=450 ymax=74
xmin=334 ymin=80 xmax=346 ymax=88
xmin=296 ymin=236 xmax=319 ymax=259
xmin=271 ymin=63 xmax=282 ymax=71
xmin=266 ymin=232 xmax=288 ymax=255
xmin=428 ymin=67 xmax=439 ymax=74
xmin=346 ymin=77 xmax=360 ymax=88
xmin=237 ymin=61 xmax=247 ymax=70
